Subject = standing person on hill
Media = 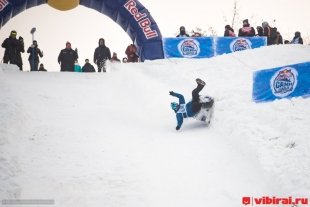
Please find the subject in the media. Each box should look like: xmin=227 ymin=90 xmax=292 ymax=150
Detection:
xmin=111 ymin=52 xmax=121 ymax=62
xmin=94 ymin=38 xmax=111 ymax=72
xmin=238 ymin=19 xmax=255 ymax=37
xmin=1 ymin=30 xmax=25 ymax=70
xmin=27 ymin=40 xmax=43 ymax=71
xmin=291 ymin=31 xmax=303 ymax=44
xmin=224 ymin=25 xmax=236 ymax=37
xmin=58 ymin=41 xmax=78 ymax=72
xmin=262 ymin=21 xmax=278 ymax=45
xmin=125 ymin=44 xmax=139 ymax=63
xmin=82 ymin=59 xmax=96 ymax=72
xmin=176 ymin=26 xmax=189 ymax=37
xmin=74 ymin=60 xmax=82 ymax=72
xmin=38 ymin=63 xmax=47 ymax=71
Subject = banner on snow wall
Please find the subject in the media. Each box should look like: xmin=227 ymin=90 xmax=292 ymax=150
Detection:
xmin=215 ymin=37 xmax=267 ymax=55
xmin=162 ymin=37 xmax=267 ymax=58
xmin=252 ymin=62 xmax=310 ymax=103
xmin=162 ymin=37 xmax=214 ymax=58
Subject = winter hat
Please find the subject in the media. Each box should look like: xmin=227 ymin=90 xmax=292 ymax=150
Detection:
xmin=295 ymin=31 xmax=301 ymax=37
xmin=262 ymin=21 xmax=269 ymax=28
xmin=10 ymin=30 xmax=17 ymax=37
xmin=66 ymin=41 xmax=71 ymax=47
xmin=243 ymin=19 xmax=249 ymax=24
xmin=180 ymin=26 xmax=185 ymax=31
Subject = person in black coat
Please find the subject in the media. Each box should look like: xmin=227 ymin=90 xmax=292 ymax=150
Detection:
xmin=224 ymin=25 xmax=236 ymax=37
xmin=93 ymin=38 xmax=111 ymax=72
xmin=1 ymin=30 xmax=25 ymax=70
xmin=58 ymin=42 xmax=78 ymax=72
xmin=291 ymin=31 xmax=303 ymax=44
xmin=176 ymin=26 xmax=189 ymax=37
xmin=82 ymin=59 xmax=96 ymax=72
xmin=238 ymin=19 xmax=255 ymax=37
xmin=27 ymin=40 xmax=43 ymax=71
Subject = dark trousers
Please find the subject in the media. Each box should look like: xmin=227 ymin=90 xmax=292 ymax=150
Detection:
xmin=29 ymin=60 xmax=39 ymax=71
xmin=97 ymin=60 xmax=106 ymax=72
xmin=192 ymin=84 xmax=204 ymax=114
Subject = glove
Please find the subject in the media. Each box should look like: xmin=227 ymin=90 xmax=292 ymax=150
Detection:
xmin=176 ymin=126 xmax=180 ymax=130
xmin=169 ymin=91 xmax=174 ymax=95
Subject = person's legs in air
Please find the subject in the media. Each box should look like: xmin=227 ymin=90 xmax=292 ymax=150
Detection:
xmin=192 ymin=78 xmax=205 ymax=114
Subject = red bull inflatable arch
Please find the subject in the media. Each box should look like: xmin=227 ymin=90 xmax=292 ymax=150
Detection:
xmin=0 ymin=0 xmax=164 ymax=61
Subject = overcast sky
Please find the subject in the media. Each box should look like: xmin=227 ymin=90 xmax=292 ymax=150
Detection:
xmin=0 ymin=0 xmax=309 ymax=71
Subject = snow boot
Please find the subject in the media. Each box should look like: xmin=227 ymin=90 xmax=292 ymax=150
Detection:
xmin=196 ymin=78 xmax=205 ymax=86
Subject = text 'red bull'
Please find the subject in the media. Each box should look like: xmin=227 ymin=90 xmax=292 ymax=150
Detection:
xmin=124 ymin=0 xmax=159 ymax=39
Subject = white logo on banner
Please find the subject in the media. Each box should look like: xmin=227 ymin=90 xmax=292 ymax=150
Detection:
xmin=230 ymin=38 xmax=252 ymax=52
xmin=270 ymin=67 xmax=298 ymax=98
xmin=178 ymin=39 xmax=200 ymax=57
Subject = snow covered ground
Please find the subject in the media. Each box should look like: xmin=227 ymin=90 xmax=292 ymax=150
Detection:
xmin=0 ymin=44 xmax=310 ymax=207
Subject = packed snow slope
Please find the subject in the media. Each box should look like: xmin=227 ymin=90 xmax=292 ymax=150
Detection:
xmin=1 ymin=44 xmax=310 ymax=207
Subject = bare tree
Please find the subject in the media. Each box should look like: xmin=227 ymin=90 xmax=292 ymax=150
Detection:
xmin=208 ymin=26 xmax=217 ymax=36
xmin=231 ymin=0 xmax=239 ymax=29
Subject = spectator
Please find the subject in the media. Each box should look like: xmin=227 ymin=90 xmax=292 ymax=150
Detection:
xmin=291 ymin=31 xmax=303 ymax=44
xmin=274 ymin=32 xmax=283 ymax=45
xmin=27 ymin=40 xmax=43 ymax=71
xmin=262 ymin=21 xmax=277 ymax=45
xmin=38 ymin=63 xmax=47 ymax=72
xmin=82 ymin=59 xmax=96 ymax=72
xmin=74 ymin=60 xmax=82 ymax=72
xmin=125 ymin=44 xmax=139 ymax=63
xmin=176 ymin=26 xmax=189 ymax=37
xmin=284 ymin=40 xmax=290 ymax=44
xmin=122 ymin=57 xmax=128 ymax=63
xmin=224 ymin=25 xmax=236 ymax=37
xmin=256 ymin=26 xmax=264 ymax=36
xmin=238 ymin=19 xmax=255 ymax=37
xmin=1 ymin=30 xmax=25 ymax=70
xmin=111 ymin=52 xmax=121 ymax=62
xmin=94 ymin=38 xmax=111 ymax=72
xmin=58 ymin=41 xmax=78 ymax=72
xmin=191 ymin=31 xmax=202 ymax=37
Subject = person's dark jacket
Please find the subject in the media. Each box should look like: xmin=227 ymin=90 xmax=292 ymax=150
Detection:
xmin=94 ymin=45 xmax=111 ymax=64
xmin=27 ymin=46 xmax=43 ymax=62
xmin=291 ymin=32 xmax=303 ymax=44
xmin=238 ymin=25 xmax=255 ymax=37
xmin=58 ymin=48 xmax=78 ymax=72
xmin=1 ymin=37 xmax=24 ymax=67
xmin=82 ymin=63 xmax=96 ymax=72
xmin=256 ymin=26 xmax=264 ymax=36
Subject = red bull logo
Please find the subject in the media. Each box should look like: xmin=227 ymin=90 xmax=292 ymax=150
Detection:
xmin=271 ymin=67 xmax=298 ymax=97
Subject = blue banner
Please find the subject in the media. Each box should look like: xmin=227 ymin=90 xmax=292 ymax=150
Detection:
xmin=215 ymin=37 xmax=267 ymax=56
xmin=162 ymin=37 xmax=267 ymax=58
xmin=162 ymin=37 xmax=214 ymax=58
xmin=253 ymin=62 xmax=310 ymax=103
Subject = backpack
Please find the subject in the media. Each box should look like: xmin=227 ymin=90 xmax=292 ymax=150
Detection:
xmin=270 ymin=27 xmax=277 ymax=40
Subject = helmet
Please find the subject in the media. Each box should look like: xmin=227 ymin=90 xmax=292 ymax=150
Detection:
xmin=170 ymin=102 xmax=179 ymax=110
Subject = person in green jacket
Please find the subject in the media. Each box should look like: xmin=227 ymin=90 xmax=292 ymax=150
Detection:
xmin=74 ymin=60 xmax=82 ymax=72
